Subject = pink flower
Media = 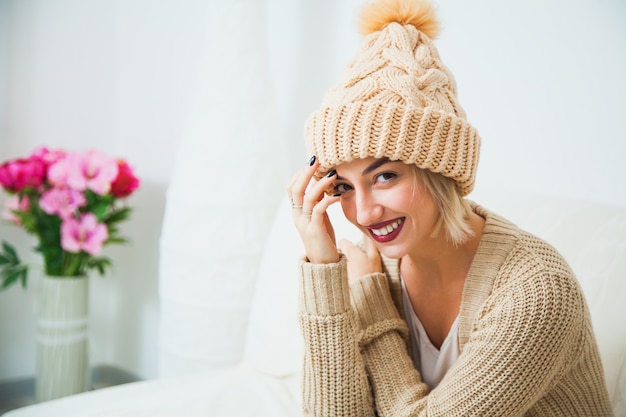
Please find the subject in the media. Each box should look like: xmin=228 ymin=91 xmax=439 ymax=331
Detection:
xmin=2 ymin=195 xmax=29 ymax=225
xmin=48 ymin=150 xmax=118 ymax=195
xmin=30 ymin=147 xmax=67 ymax=172
xmin=47 ymin=153 xmax=73 ymax=188
xmin=110 ymin=159 xmax=140 ymax=198
xmin=0 ymin=157 xmax=47 ymax=193
xmin=49 ymin=150 xmax=118 ymax=195
xmin=61 ymin=213 xmax=108 ymax=256
xmin=40 ymin=187 xmax=86 ymax=219
xmin=74 ymin=150 xmax=119 ymax=195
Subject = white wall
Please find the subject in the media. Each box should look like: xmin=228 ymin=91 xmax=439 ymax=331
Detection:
xmin=0 ymin=0 xmax=6 ymax=147
xmin=0 ymin=0 xmax=625 ymax=381
xmin=0 ymin=0 xmax=208 ymax=380
xmin=437 ymin=1 xmax=626 ymax=206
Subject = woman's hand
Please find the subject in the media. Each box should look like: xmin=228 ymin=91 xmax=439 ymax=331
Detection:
xmin=287 ymin=156 xmax=341 ymax=264
xmin=338 ymin=237 xmax=382 ymax=285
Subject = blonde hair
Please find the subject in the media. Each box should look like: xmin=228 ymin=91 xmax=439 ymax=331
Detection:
xmin=411 ymin=166 xmax=473 ymax=246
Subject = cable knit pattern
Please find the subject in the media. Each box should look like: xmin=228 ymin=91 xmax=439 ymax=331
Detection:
xmin=305 ymin=19 xmax=480 ymax=195
xmin=298 ymin=203 xmax=613 ymax=416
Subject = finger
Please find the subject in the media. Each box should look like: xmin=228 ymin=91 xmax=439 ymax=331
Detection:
xmin=305 ymin=192 xmax=340 ymax=223
xmin=338 ymin=238 xmax=358 ymax=256
xmin=363 ymin=235 xmax=379 ymax=257
xmin=293 ymin=191 xmax=333 ymax=224
xmin=286 ymin=176 xmax=296 ymax=201
xmin=287 ymin=167 xmax=308 ymax=209
xmin=286 ymin=164 xmax=305 ymax=197
xmin=338 ymin=239 xmax=370 ymax=262
xmin=302 ymin=169 xmax=338 ymax=212
xmin=289 ymin=156 xmax=319 ymax=207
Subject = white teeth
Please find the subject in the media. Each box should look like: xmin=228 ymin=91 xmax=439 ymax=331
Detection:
xmin=371 ymin=218 xmax=403 ymax=237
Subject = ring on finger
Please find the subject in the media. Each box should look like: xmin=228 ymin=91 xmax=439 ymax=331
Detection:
xmin=289 ymin=196 xmax=303 ymax=209
xmin=301 ymin=209 xmax=313 ymax=218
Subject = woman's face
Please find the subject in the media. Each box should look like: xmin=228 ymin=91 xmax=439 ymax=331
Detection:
xmin=333 ymin=157 xmax=440 ymax=259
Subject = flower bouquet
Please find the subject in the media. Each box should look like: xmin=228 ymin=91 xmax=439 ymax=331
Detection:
xmin=0 ymin=147 xmax=140 ymax=289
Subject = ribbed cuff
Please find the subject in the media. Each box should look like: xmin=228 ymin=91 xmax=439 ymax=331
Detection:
xmin=350 ymin=273 xmax=401 ymax=329
xmin=299 ymin=255 xmax=350 ymax=316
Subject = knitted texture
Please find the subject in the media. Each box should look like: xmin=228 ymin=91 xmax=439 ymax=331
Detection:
xmin=298 ymin=257 xmax=374 ymax=416
xmin=297 ymin=204 xmax=614 ymax=416
xmin=305 ymin=0 xmax=480 ymax=196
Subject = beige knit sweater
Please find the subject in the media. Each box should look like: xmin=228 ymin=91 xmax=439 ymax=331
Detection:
xmin=298 ymin=204 xmax=613 ymax=416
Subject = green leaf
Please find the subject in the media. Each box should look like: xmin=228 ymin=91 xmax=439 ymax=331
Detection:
xmin=84 ymin=189 xmax=98 ymax=205
xmin=2 ymin=241 xmax=18 ymax=261
xmin=2 ymin=270 xmax=21 ymax=289
xmin=106 ymin=237 xmax=128 ymax=245
xmin=1 ymin=264 xmax=28 ymax=291
xmin=13 ymin=211 xmax=37 ymax=233
xmin=20 ymin=268 xmax=28 ymax=289
xmin=91 ymin=202 xmax=110 ymax=221
xmin=86 ymin=257 xmax=112 ymax=276
xmin=105 ymin=207 xmax=132 ymax=224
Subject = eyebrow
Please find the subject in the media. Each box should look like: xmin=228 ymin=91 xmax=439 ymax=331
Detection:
xmin=336 ymin=158 xmax=391 ymax=180
xmin=363 ymin=158 xmax=391 ymax=175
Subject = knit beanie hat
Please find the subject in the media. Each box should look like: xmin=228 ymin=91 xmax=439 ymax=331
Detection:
xmin=305 ymin=0 xmax=480 ymax=196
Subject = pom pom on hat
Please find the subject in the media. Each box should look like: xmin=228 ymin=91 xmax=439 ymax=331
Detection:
xmin=305 ymin=0 xmax=480 ymax=196
xmin=358 ymin=0 xmax=440 ymax=39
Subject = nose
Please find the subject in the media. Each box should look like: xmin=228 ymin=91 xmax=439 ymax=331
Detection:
xmin=355 ymin=189 xmax=383 ymax=227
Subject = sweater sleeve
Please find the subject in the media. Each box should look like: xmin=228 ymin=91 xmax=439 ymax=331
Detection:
xmin=352 ymin=269 xmax=592 ymax=416
xmin=298 ymin=248 xmax=604 ymax=416
xmin=298 ymin=256 xmax=376 ymax=417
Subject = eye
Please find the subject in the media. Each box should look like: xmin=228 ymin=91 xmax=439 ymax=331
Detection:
xmin=375 ymin=172 xmax=397 ymax=183
xmin=333 ymin=183 xmax=352 ymax=195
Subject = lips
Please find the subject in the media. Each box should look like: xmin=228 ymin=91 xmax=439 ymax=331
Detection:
xmin=367 ymin=217 xmax=405 ymax=243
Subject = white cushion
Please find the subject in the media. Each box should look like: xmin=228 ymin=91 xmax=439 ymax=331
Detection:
xmin=472 ymin=189 xmax=626 ymax=414
xmin=4 ymin=365 xmax=300 ymax=417
xmin=242 ymin=196 xmax=361 ymax=376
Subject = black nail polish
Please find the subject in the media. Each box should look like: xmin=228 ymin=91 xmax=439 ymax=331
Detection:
xmin=326 ymin=169 xmax=337 ymax=178
xmin=332 ymin=193 xmax=341 ymax=197
xmin=308 ymin=155 xmax=316 ymax=166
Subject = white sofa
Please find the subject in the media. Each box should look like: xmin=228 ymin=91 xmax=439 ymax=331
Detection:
xmin=6 ymin=190 xmax=626 ymax=416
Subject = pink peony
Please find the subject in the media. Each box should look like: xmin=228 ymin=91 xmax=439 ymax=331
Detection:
xmin=30 ymin=147 xmax=67 ymax=172
xmin=0 ymin=157 xmax=47 ymax=193
xmin=2 ymin=195 xmax=29 ymax=225
xmin=47 ymin=153 xmax=73 ymax=188
xmin=40 ymin=187 xmax=86 ymax=219
xmin=61 ymin=213 xmax=108 ymax=256
xmin=110 ymin=159 xmax=140 ymax=198
xmin=49 ymin=150 xmax=118 ymax=195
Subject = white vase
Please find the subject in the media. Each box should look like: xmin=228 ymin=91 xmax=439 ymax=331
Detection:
xmin=35 ymin=275 xmax=89 ymax=402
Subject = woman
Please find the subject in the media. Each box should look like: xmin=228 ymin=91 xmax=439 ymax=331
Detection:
xmin=288 ymin=0 xmax=613 ymax=416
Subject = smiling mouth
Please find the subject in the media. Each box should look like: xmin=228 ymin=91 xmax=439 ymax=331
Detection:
xmin=368 ymin=217 xmax=405 ymax=242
